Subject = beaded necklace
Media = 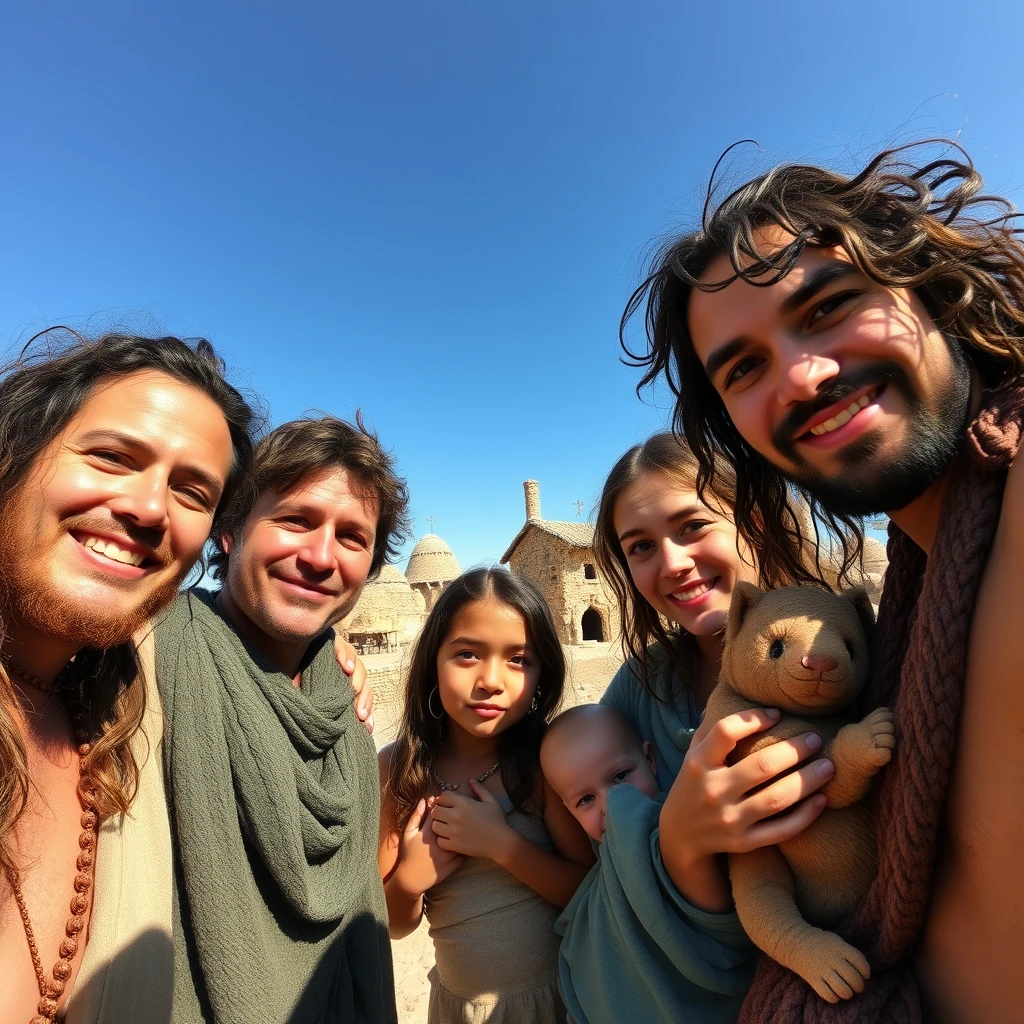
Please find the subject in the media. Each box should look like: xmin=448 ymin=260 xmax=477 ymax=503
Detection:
xmin=432 ymin=760 xmax=500 ymax=793
xmin=5 ymin=678 xmax=97 ymax=1024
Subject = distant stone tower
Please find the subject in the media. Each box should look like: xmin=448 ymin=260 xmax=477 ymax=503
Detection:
xmin=405 ymin=533 xmax=461 ymax=611
xmin=340 ymin=564 xmax=427 ymax=653
xmin=501 ymin=480 xmax=618 ymax=646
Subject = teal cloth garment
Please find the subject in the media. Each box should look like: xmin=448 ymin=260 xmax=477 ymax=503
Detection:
xmin=551 ymin=646 xmax=755 ymax=1023
xmin=555 ymin=786 xmax=754 ymax=1024
xmin=600 ymin=647 xmax=701 ymax=790
xmin=155 ymin=590 xmax=397 ymax=1024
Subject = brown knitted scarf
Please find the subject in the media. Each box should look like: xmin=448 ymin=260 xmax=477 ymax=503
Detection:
xmin=738 ymin=385 xmax=1024 ymax=1024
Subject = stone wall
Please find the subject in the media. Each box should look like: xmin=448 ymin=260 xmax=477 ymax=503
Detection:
xmin=506 ymin=529 xmax=619 ymax=646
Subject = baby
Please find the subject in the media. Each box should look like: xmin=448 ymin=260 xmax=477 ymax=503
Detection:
xmin=540 ymin=703 xmax=660 ymax=841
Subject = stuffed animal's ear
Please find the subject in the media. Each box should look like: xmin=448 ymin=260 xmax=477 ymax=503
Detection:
xmin=843 ymin=586 xmax=876 ymax=645
xmin=726 ymin=581 xmax=764 ymax=644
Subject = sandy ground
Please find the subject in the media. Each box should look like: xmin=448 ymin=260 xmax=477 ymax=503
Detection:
xmin=370 ymin=640 xmax=619 ymax=1023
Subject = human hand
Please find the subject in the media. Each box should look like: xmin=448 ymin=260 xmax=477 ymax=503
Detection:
xmin=393 ymin=798 xmax=464 ymax=897
xmin=431 ymin=781 xmax=514 ymax=861
xmin=663 ymin=708 xmax=833 ymax=865
xmin=334 ymin=634 xmax=373 ymax=734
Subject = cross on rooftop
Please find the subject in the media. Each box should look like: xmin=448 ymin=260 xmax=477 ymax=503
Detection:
xmin=426 ymin=515 xmax=436 ymax=531
xmin=573 ymin=500 xmax=585 ymax=518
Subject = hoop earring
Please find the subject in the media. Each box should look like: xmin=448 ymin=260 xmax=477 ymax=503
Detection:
xmin=530 ymin=688 xmax=541 ymax=714
xmin=428 ymin=686 xmax=444 ymax=720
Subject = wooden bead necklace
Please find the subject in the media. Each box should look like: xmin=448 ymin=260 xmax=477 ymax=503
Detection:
xmin=5 ymin=697 xmax=97 ymax=1024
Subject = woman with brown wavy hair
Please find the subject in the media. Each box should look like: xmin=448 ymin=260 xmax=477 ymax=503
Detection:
xmin=0 ymin=328 xmax=255 ymax=1024
xmin=551 ymin=431 xmax=844 ymax=1024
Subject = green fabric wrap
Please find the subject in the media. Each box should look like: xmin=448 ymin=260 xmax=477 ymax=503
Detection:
xmin=555 ymin=786 xmax=754 ymax=1024
xmin=155 ymin=590 xmax=396 ymax=1024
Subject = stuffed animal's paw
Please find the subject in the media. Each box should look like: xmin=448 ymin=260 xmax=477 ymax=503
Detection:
xmin=857 ymin=707 xmax=896 ymax=768
xmin=795 ymin=930 xmax=871 ymax=1003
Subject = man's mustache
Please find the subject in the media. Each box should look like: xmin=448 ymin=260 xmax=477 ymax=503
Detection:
xmin=772 ymin=363 xmax=912 ymax=452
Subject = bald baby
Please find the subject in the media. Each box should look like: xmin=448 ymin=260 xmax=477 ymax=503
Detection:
xmin=540 ymin=704 xmax=659 ymax=841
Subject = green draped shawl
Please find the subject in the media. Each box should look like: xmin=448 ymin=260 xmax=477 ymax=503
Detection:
xmin=156 ymin=590 xmax=396 ymax=1024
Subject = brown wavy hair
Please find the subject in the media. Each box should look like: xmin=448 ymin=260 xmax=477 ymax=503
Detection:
xmin=385 ymin=568 xmax=565 ymax=831
xmin=0 ymin=327 xmax=258 ymax=879
xmin=621 ymin=141 xmax=1024 ymax=587
xmin=593 ymin=432 xmax=834 ymax=697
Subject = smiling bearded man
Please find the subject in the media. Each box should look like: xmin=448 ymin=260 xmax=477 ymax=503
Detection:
xmin=0 ymin=329 xmax=255 ymax=1024
xmin=153 ymin=414 xmax=409 ymax=1024
xmin=623 ymin=144 xmax=1024 ymax=1024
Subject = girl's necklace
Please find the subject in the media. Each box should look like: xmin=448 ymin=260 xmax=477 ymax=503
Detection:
xmin=432 ymin=760 xmax=500 ymax=792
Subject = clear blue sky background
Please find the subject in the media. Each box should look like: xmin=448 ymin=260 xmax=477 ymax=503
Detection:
xmin=3 ymin=1 xmax=1022 ymax=571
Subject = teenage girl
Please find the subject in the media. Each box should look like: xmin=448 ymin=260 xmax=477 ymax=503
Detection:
xmin=379 ymin=567 xmax=594 ymax=1024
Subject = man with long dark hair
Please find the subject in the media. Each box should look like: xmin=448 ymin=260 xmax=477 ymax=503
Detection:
xmin=154 ymin=414 xmax=410 ymax=1024
xmin=625 ymin=144 xmax=1024 ymax=1023
xmin=0 ymin=328 xmax=256 ymax=1024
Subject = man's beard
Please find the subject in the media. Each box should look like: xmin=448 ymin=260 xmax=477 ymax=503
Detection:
xmin=768 ymin=347 xmax=973 ymax=517
xmin=0 ymin=507 xmax=187 ymax=651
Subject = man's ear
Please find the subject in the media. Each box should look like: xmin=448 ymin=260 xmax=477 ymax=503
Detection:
xmin=726 ymin=581 xmax=763 ymax=645
xmin=219 ymin=531 xmax=233 ymax=556
xmin=843 ymin=586 xmax=876 ymax=647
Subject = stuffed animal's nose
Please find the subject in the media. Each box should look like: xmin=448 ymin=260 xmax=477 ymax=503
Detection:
xmin=801 ymin=654 xmax=838 ymax=673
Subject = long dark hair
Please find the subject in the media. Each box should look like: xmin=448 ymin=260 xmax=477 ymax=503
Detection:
xmin=386 ymin=567 xmax=565 ymax=830
xmin=0 ymin=327 xmax=259 ymax=878
xmin=621 ymin=141 xmax=1024 ymax=587
xmin=594 ymin=432 xmax=842 ymax=697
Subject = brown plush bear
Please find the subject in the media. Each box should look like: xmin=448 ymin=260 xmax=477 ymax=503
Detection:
xmin=702 ymin=583 xmax=895 ymax=1003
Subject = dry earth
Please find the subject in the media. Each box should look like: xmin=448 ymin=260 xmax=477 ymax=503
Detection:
xmin=369 ymin=640 xmax=621 ymax=1023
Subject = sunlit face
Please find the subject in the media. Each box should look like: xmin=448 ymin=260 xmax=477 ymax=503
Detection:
xmin=0 ymin=370 xmax=234 ymax=648
xmin=543 ymin=718 xmax=659 ymax=841
xmin=435 ymin=596 xmax=540 ymax=740
xmin=687 ymin=232 xmax=972 ymax=516
xmin=613 ymin=470 xmax=753 ymax=637
xmin=221 ymin=467 xmax=379 ymax=648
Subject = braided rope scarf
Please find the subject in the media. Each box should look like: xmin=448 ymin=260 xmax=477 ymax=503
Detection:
xmin=738 ymin=387 xmax=1024 ymax=1024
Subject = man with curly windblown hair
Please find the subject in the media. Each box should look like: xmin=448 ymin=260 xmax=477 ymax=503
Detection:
xmin=624 ymin=144 xmax=1024 ymax=1023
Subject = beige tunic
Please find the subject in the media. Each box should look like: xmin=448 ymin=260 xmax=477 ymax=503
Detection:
xmin=423 ymin=796 xmax=565 ymax=1024
xmin=62 ymin=630 xmax=174 ymax=1024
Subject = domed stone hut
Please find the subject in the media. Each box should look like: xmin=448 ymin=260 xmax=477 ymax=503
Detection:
xmin=341 ymin=564 xmax=427 ymax=653
xmin=405 ymin=534 xmax=461 ymax=611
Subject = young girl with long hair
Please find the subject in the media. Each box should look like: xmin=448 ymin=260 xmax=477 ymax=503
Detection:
xmin=379 ymin=567 xmax=593 ymax=1024
xmin=554 ymin=432 xmax=856 ymax=1024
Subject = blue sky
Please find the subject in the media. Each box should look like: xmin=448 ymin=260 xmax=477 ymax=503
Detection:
xmin=3 ymin=1 xmax=1022 ymax=571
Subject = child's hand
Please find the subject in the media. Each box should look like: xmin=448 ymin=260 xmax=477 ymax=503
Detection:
xmin=393 ymin=798 xmax=465 ymax=896
xmin=431 ymin=781 xmax=514 ymax=861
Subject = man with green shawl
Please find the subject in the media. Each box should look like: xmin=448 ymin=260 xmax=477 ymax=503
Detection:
xmin=155 ymin=414 xmax=411 ymax=1024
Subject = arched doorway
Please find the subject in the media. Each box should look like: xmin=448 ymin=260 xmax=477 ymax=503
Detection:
xmin=581 ymin=607 xmax=603 ymax=642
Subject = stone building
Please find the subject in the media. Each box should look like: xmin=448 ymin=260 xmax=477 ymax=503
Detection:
xmin=340 ymin=564 xmax=426 ymax=653
xmin=501 ymin=480 xmax=619 ymax=646
xmin=405 ymin=533 xmax=461 ymax=611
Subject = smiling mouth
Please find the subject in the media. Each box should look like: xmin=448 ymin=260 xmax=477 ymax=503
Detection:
xmin=668 ymin=578 xmax=718 ymax=603
xmin=800 ymin=387 xmax=882 ymax=441
xmin=78 ymin=534 xmax=151 ymax=568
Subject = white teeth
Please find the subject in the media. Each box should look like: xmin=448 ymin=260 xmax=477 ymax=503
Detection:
xmin=674 ymin=581 xmax=712 ymax=602
xmin=81 ymin=536 xmax=145 ymax=567
xmin=810 ymin=395 xmax=873 ymax=437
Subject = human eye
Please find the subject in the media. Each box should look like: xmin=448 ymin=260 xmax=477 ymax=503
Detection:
xmin=454 ymin=649 xmax=478 ymax=662
xmin=626 ymin=539 xmax=653 ymax=557
xmin=88 ymin=448 xmax=132 ymax=468
xmin=680 ymin=518 xmax=713 ymax=536
xmin=175 ymin=485 xmax=215 ymax=512
xmin=808 ymin=290 xmax=860 ymax=327
xmin=575 ymin=794 xmax=594 ymax=809
xmin=277 ymin=515 xmax=309 ymax=528
xmin=508 ymin=654 xmax=531 ymax=669
xmin=723 ymin=355 xmax=762 ymax=389
xmin=612 ymin=768 xmax=633 ymax=785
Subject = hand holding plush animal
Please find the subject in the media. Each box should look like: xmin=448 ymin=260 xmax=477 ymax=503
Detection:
xmin=702 ymin=583 xmax=895 ymax=1003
